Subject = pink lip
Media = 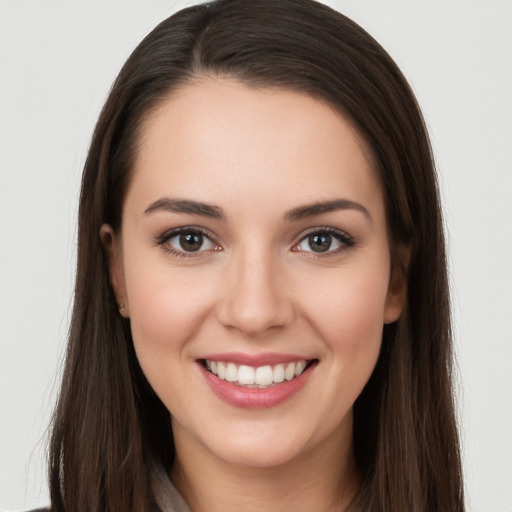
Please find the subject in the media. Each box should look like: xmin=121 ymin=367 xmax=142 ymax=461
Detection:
xmin=199 ymin=359 xmax=316 ymax=409
xmin=200 ymin=352 xmax=309 ymax=367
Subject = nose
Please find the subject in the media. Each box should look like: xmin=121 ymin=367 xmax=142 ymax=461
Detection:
xmin=216 ymin=248 xmax=294 ymax=337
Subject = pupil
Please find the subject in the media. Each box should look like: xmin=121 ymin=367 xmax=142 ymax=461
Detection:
xmin=180 ymin=232 xmax=203 ymax=251
xmin=309 ymin=233 xmax=331 ymax=252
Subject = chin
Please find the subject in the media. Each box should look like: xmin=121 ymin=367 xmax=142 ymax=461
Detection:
xmin=213 ymin=440 xmax=306 ymax=469
xmin=196 ymin=419 xmax=316 ymax=469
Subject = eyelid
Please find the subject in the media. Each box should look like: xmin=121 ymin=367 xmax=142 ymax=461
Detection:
xmin=291 ymin=226 xmax=355 ymax=255
xmin=155 ymin=226 xmax=222 ymax=257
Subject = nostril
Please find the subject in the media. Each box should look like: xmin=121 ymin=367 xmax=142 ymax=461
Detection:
xmin=215 ymin=296 xmax=295 ymax=336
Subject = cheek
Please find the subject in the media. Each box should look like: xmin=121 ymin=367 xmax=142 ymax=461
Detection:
xmin=123 ymin=252 xmax=216 ymax=360
xmin=123 ymin=258 xmax=220 ymax=412
xmin=301 ymin=260 xmax=390 ymax=357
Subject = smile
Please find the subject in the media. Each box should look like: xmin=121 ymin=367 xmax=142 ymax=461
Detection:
xmin=199 ymin=357 xmax=317 ymax=408
xmin=204 ymin=360 xmax=311 ymax=388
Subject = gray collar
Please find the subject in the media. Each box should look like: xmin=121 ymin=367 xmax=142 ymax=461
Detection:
xmin=151 ymin=463 xmax=191 ymax=512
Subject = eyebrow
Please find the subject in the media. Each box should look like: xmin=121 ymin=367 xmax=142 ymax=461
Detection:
xmin=144 ymin=198 xmax=224 ymax=219
xmin=284 ymin=199 xmax=372 ymax=222
xmin=144 ymin=197 xmax=371 ymax=222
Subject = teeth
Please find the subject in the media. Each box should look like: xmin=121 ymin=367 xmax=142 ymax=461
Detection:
xmin=217 ymin=361 xmax=226 ymax=379
xmin=205 ymin=360 xmax=310 ymax=387
xmin=273 ymin=364 xmax=285 ymax=383
xmin=255 ymin=365 xmax=273 ymax=386
xmin=238 ymin=365 xmax=255 ymax=385
xmin=284 ymin=362 xmax=295 ymax=381
xmin=295 ymin=360 xmax=307 ymax=376
xmin=226 ymin=362 xmax=238 ymax=382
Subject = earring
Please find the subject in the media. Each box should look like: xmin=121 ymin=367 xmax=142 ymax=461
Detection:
xmin=119 ymin=303 xmax=126 ymax=312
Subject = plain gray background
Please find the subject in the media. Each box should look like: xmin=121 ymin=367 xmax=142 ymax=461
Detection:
xmin=1 ymin=1 xmax=511 ymax=511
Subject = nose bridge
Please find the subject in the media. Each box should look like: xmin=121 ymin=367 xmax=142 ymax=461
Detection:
xmin=217 ymin=243 xmax=293 ymax=336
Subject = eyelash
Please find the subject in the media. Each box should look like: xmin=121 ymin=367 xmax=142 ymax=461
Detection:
xmin=155 ymin=226 xmax=355 ymax=259
xmin=155 ymin=227 xmax=220 ymax=259
xmin=292 ymin=227 xmax=356 ymax=257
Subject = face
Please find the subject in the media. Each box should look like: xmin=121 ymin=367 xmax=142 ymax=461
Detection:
xmin=103 ymin=79 xmax=405 ymax=470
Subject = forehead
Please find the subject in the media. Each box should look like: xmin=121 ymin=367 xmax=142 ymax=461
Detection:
xmin=126 ymin=78 xmax=385 ymax=225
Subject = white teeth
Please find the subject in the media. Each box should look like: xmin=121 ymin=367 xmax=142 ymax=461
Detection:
xmin=226 ymin=362 xmax=238 ymax=382
xmin=273 ymin=364 xmax=285 ymax=383
xmin=255 ymin=365 xmax=273 ymax=386
xmin=217 ymin=361 xmax=226 ymax=379
xmin=295 ymin=360 xmax=307 ymax=376
xmin=205 ymin=359 xmax=311 ymax=387
xmin=284 ymin=362 xmax=296 ymax=381
xmin=238 ymin=365 xmax=255 ymax=385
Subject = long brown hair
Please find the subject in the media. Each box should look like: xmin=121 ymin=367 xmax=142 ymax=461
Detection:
xmin=49 ymin=1 xmax=464 ymax=510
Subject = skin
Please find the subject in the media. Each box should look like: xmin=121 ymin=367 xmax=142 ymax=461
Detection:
xmin=102 ymin=78 xmax=407 ymax=512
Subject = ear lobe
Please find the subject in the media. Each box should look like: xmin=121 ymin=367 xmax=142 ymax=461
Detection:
xmin=384 ymin=244 xmax=411 ymax=325
xmin=100 ymin=224 xmax=129 ymax=318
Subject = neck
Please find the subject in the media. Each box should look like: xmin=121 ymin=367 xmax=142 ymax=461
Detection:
xmin=170 ymin=421 xmax=360 ymax=512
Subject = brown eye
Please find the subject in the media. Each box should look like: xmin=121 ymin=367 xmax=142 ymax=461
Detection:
xmin=179 ymin=232 xmax=204 ymax=252
xmin=307 ymin=233 xmax=332 ymax=253
xmin=294 ymin=229 xmax=353 ymax=255
xmin=165 ymin=230 xmax=216 ymax=254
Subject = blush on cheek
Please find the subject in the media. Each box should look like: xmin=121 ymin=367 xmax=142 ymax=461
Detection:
xmin=310 ymin=278 xmax=388 ymax=337
xmin=127 ymin=276 xmax=212 ymax=366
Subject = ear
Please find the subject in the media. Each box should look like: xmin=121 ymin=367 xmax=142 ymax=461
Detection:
xmin=100 ymin=224 xmax=129 ymax=318
xmin=384 ymin=244 xmax=411 ymax=324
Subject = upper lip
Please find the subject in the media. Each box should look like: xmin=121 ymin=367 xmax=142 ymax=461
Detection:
xmin=199 ymin=352 xmax=314 ymax=367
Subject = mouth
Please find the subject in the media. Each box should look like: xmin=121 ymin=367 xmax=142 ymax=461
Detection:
xmin=200 ymin=359 xmax=317 ymax=388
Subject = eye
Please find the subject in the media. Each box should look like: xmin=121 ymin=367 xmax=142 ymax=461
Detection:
xmin=294 ymin=228 xmax=354 ymax=254
xmin=158 ymin=228 xmax=219 ymax=256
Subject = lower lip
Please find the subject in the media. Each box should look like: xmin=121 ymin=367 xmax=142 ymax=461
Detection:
xmin=200 ymin=362 xmax=315 ymax=408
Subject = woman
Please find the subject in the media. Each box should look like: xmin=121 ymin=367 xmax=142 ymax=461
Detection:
xmin=46 ymin=0 xmax=464 ymax=510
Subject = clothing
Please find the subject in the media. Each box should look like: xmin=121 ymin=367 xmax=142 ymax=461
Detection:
xmin=23 ymin=464 xmax=188 ymax=512
xmin=151 ymin=463 xmax=191 ymax=512
xmin=24 ymin=464 xmax=189 ymax=512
